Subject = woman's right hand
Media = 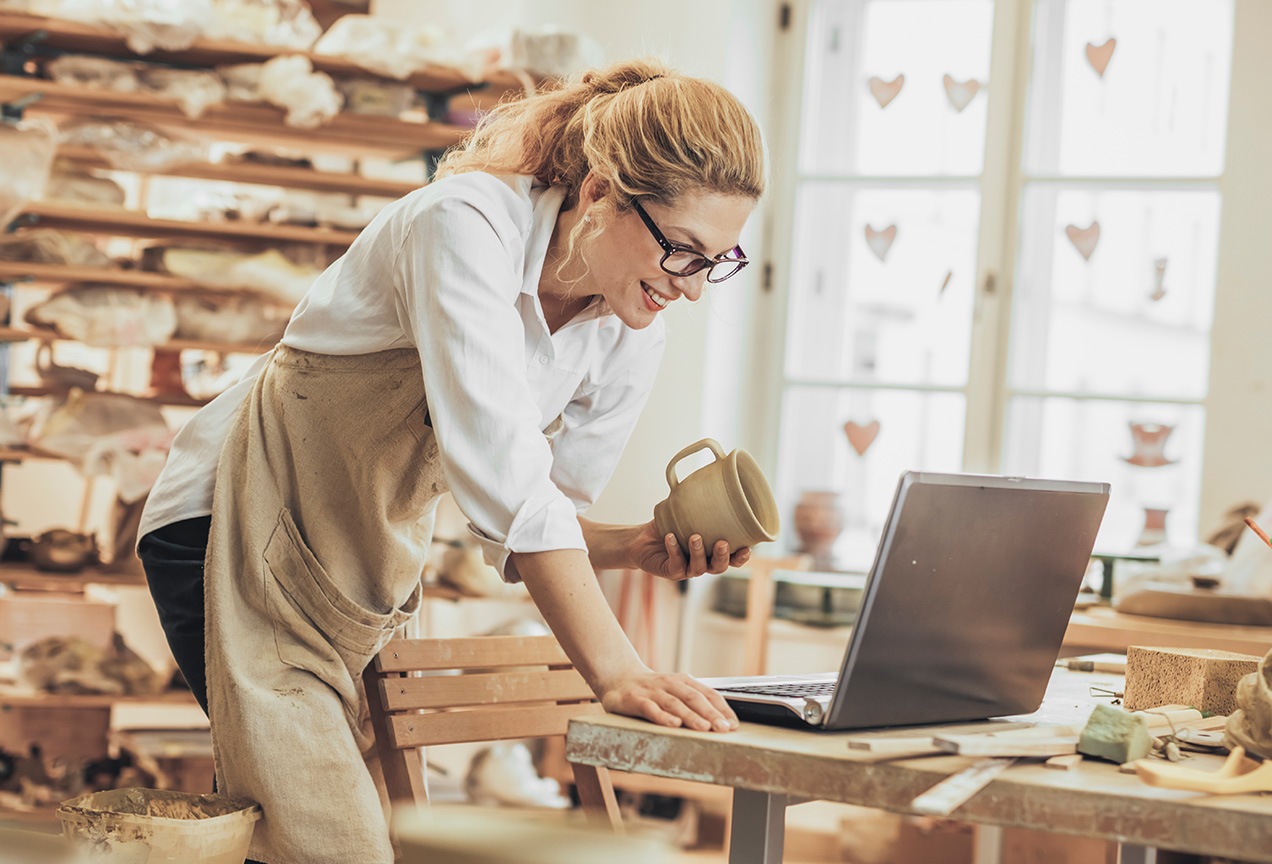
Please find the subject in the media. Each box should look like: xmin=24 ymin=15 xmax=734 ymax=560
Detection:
xmin=599 ymin=668 xmax=739 ymax=732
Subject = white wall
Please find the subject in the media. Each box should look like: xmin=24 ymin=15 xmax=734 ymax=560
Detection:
xmin=1198 ymin=0 xmax=1272 ymax=538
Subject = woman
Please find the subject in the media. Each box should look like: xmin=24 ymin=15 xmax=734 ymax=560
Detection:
xmin=138 ymin=58 xmax=766 ymax=863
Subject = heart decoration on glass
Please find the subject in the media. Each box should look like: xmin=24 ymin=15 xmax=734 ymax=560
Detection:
xmin=867 ymin=74 xmax=905 ymax=109
xmin=1065 ymin=221 xmax=1101 ymax=261
xmin=864 ymin=224 xmax=897 ymax=262
xmin=1150 ymin=257 xmax=1168 ymax=301
xmin=942 ymin=75 xmax=982 ymax=112
xmin=844 ymin=420 xmax=881 ymax=457
xmin=1085 ymin=38 xmax=1117 ymax=78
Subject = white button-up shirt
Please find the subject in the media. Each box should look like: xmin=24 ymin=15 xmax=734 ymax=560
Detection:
xmin=140 ymin=173 xmax=666 ymax=579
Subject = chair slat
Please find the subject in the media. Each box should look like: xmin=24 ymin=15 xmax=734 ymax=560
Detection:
xmin=375 ymin=635 xmax=571 ymax=672
xmin=379 ymin=668 xmax=594 ymax=711
xmin=388 ymin=702 xmax=606 ymax=748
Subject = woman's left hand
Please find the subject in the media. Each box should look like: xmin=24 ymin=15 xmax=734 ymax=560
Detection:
xmin=632 ymin=520 xmax=750 ymax=581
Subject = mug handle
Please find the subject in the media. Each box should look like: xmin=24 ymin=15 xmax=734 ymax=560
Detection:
xmin=665 ymin=438 xmax=726 ymax=491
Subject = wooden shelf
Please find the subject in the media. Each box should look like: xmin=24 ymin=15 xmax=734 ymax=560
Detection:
xmin=0 ymin=11 xmax=523 ymax=96
xmin=0 ymin=74 xmax=468 ymax=159
xmin=16 ymin=201 xmax=359 ymax=246
xmin=58 ymin=147 xmax=423 ymax=199
xmin=0 ymin=324 xmax=274 ymax=355
xmin=0 ymin=689 xmax=197 ymax=709
xmin=0 ymin=561 xmax=145 ymax=590
xmin=0 ymin=444 xmax=66 ymax=462
xmin=7 ymin=384 xmax=210 ymax=408
xmin=0 ymin=260 xmax=284 ymax=298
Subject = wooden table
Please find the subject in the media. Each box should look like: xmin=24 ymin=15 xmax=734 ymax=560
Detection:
xmin=1065 ymin=606 xmax=1272 ymax=656
xmin=565 ymin=672 xmax=1272 ymax=864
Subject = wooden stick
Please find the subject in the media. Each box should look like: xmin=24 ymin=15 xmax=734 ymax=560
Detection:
xmin=1044 ymin=753 xmax=1085 ymax=771
xmin=1244 ymin=516 xmax=1272 ymax=550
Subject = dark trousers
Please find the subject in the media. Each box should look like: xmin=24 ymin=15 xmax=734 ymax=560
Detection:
xmin=139 ymin=516 xmax=265 ymax=864
xmin=138 ymin=516 xmax=212 ymax=717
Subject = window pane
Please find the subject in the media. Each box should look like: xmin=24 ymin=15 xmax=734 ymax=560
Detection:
xmin=775 ymin=385 xmax=966 ymax=571
xmin=786 ymin=183 xmax=981 ymax=386
xmin=1003 ymin=396 xmax=1204 ymax=550
xmin=1009 ymin=185 xmax=1220 ymax=400
xmin=1024 ymin=0 xmax=1234 ymax=177
xmin=801 ymin=0 xmax=994 ymax=176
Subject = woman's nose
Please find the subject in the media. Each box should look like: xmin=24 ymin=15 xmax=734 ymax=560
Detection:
xmin=671 ymin=271 xmax=707 ymax=302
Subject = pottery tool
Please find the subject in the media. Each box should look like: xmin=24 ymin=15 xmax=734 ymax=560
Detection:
xmin=910 ymin=758 xmax=1015 ymax=816
xmin=1136 ymin=746 xmax=1272 ymax=794
xmin=1244 ymin=516 xmax=1272 ymax=550
xmin=1058 ymin=653 xmax=1127 ymax=674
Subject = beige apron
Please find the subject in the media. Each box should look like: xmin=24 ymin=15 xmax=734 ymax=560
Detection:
xmin=203 ymin=345 xmax=451 ymax=864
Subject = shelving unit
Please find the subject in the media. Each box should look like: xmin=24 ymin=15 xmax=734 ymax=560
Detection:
xmin=0 ymin=11 xmax=527 ymax=104
xmin=57 ymin=146 xmax=422 ymax=198
xmin=0 ymin=325 xmax=276 ymax=356
xmin=13 ymin=200 xmax=360 ymax=246
xmin=0 ymin=12 xmax=523 ymax=815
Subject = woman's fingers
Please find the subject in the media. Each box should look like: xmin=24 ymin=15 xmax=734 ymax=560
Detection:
xmin=708 ymin=541 xmax=732 ymax=574
xmin=730 ymin=546 xmax=752 ymax=567
xmin=663 ymin=533 xmax=688 ymax=579
xmin=687 ymin=534 xmax=709 ymax=575
xmin=670 ymin=678 xmax=739 ymax=729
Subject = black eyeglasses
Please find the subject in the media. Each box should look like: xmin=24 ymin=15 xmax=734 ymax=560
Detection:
xmin=631 ymin=199 xmax=749 ymax=283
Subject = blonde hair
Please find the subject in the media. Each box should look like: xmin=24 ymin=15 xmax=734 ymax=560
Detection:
xmin=435 ymin=58 xmax=767 ymax=278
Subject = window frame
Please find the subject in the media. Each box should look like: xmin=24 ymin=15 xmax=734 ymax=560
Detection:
xmin=753 ymin=0 xmax=1238 ymax=551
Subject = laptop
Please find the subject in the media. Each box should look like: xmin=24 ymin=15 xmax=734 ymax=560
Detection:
xmin=700 ymin=471 xmax=1110 ymax=730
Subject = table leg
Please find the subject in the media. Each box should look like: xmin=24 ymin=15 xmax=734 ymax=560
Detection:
xmin=728 ymin=789 xmax=787 ymax=864
xmin=1117 ymin=844 xmax=1157 ymax=864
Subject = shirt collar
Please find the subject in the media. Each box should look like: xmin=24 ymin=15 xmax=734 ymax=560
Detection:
xmin=522 ymin=182 xmax=614 ymax=322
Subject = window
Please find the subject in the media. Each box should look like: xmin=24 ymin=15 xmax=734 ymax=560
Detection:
xmin=765 ymin=0 xmax=1234 ymax=570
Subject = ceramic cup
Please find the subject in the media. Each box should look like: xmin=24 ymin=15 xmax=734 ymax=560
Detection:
xmin=652 ymin=438 xmax=780 ymax=557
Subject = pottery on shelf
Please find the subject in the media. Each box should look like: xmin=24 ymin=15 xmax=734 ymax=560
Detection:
xmin=792 ymin=490 xmax=845 ymax=571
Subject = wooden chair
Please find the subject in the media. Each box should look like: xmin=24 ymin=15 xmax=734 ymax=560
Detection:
xmin=364 ymin=634 xmax=623 ymax=830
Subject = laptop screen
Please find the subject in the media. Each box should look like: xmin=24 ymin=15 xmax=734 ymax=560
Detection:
xmin=824 ymin=472 xmax=1109 ymax=730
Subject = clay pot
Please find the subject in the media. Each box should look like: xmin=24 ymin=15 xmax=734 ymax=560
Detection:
xmin=653 ymin=438 xmax=779 ymax=557
xmin=793 ymin=491 xmax=845 ymax=570
xmin=30 ymin=529 xmax=99 ymax=573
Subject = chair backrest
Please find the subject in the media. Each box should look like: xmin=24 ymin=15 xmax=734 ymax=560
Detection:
xmin=365 ymin=633 xmax=621 ymax=830
xmin=366 ymin=634 xmax=606 ymax=751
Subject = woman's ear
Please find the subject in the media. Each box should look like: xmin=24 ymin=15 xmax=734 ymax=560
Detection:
xmin=577 ymin=171 xmax=611 ymax=212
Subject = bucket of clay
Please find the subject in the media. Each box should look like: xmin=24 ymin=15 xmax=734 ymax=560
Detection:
xmin=58 ymin=788 xmax=262 ymax=864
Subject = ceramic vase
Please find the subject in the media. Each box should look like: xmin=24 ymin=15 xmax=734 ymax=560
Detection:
xmin=792 ymin=490 xmax=845 ymax=571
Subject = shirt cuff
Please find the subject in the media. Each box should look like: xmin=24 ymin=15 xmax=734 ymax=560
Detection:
xmin=466 ymin=493 xmax=587 ymax=583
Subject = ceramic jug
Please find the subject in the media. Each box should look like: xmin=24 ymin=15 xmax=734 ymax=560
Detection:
xmin=652 ymin=438 xmax=779 ymax=557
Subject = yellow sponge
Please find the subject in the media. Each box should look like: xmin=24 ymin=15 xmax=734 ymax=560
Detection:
xmin=1123 ymin=645 xmax=1260 ymax=715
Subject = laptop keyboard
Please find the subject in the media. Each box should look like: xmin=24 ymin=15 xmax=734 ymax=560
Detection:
xmin=719 ymin=681 xmax=837 ymax=699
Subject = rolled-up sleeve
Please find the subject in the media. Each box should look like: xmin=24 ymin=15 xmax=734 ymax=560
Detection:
xmin=393 ymin=180 xmax=586 ymax=582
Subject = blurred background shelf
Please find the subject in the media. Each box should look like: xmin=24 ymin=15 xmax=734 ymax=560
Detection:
xmin=0 ymin=75 xmax=468 ymax=159
xmin=0 ymin=11 xmax=526 ymax=99
xmin=14 ymin=201 xmax=359 ymax=246
xmin=56 ymin=147 xmax=422 ymax=198
xmin=0 ymin=260 xmax=284 ymax=298
xmin=0 ymin=325 xmax=274 ymax=355
xmin=0 ymin=561 xmax=145 ymax=590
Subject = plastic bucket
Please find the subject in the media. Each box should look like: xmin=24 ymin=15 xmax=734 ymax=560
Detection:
xmin=58 ymin=788 xmax=262 ymax=864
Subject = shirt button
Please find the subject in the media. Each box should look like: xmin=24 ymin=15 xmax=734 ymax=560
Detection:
xmin=537 ymin=355 xmax=548 ymax=365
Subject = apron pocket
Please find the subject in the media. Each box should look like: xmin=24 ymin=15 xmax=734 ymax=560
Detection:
xmin=263 ymin=508 xmax=404 ymax=708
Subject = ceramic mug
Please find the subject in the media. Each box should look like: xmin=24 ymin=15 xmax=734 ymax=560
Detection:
xmin=652 ymin=438 xmax=780 ymax=557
